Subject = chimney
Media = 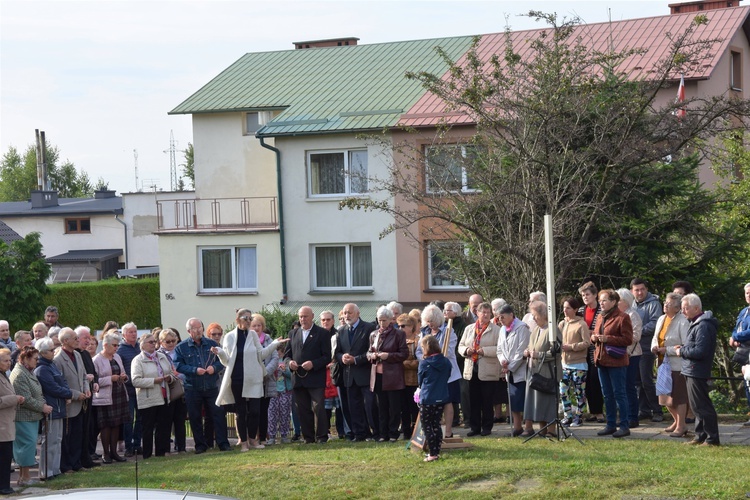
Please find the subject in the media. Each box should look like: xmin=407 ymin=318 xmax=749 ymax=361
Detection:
xmin=669 ymin=0 xmax=741 ymax=14
xmin=94 ymin=189 xmax=117 ymax=199
xmin=30 ymin=190 xmax=59 ymax=209
xmin=293 ymin=37 xmax=359 ymax=49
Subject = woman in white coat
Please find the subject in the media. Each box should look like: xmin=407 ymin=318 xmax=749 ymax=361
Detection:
xmin=212 ymin=309 xmax=288 ymax=451
xmin=131 ymin=333 xmax=174 ymax=459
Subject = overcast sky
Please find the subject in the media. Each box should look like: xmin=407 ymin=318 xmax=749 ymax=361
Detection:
xmin=1 ymin=0 xmax=669 ymax=195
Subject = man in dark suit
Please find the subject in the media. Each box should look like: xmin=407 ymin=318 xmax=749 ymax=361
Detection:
xmin=53 ymin=327 xmax=90 ymax=472
xmin=284 ymin=306 xmax=332 ymax=444
xmin=75 ymin=326 xmax=101 ymax=467
xmin=335 ymin=303 xmax=378 ymax=441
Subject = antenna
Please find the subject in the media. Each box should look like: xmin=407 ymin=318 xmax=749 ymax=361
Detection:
xmin=134 ymin=149 xmax=140 ymax=192
xmin=164 ymin=130 xmax=178 ymax=191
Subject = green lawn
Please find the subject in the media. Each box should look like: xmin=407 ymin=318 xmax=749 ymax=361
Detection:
xmin=38 ymin=437 xmax=748 ymax=499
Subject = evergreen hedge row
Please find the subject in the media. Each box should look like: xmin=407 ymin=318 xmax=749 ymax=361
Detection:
xmin=45 ymin=278 xmax=160 ymax=331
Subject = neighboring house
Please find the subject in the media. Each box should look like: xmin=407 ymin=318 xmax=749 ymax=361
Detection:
xmin=0 ymin=189 xmax=180 ymax=283
xmin=164 ymin=0 xmax=749 ymax=328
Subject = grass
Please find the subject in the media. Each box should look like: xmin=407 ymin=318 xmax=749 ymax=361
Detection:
xmin=37 ymin=436 xmax=749 ymax=499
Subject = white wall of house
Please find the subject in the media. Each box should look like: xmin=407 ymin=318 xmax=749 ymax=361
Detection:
xmin=2 ymin=213 xmax=125 ymax=261
xmin=158 ymin=231 xmax=282 ymax=329
xmin=275 ymin=134 xmax=399 ymax=302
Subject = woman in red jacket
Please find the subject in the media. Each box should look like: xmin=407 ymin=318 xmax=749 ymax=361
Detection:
xmin=592 ymin=289 xmax=634 ymax=438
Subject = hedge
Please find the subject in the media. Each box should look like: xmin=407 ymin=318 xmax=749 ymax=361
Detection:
xmin=45 ymin=278 xmax=161 ymax=331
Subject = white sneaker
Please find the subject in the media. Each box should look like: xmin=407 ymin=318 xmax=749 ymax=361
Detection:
xmin=264 ymin=438 xmax=275 ymax=446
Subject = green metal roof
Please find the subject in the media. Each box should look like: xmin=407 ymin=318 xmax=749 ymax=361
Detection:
xmin=169 ymin=36 xmax=475 ymax=136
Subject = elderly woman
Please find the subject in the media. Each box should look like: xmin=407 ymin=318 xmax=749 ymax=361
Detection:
xmin=558 ymin=297 xmax=591 ymax=428
xmin=34 ymin=338 xmax=71 ymax=478
xmin=132 ymin=333 xmax=174 ymax=458
xmin=0 ymin=349 xmax=23 ymax=494
xmin=157 ymin=328 xmax=186 ymax=453
xmin=651 ymin=292 xmax=691 ymax=436
xmin=10 ymin=347 xmax=51 ymax=487
xmin=592 ymin=289 xmax=634 ymax=438
xmin=496 ymin=304 xmax=533 ymax=437
xmin=213 ymin=309 xmax=287 ymax=451
xmin=578 ymin=281 xmax=605 ymax=423
xmin=458 ymin=302 xmax=501 ymax=437
xmin=397 ymin=313 xmax=420 ymax=439
xmin=367 ymin=307 xmax=408 ymax=442
xmin=523 ymin=300 xmax=562 ymax=437
xmin=92 ymin=331 xmax=129 ymax=463
xmin=616 ymin=288 xmax=643 ymax=428
xmin=416 ymin=304 xmax=461 ymax=439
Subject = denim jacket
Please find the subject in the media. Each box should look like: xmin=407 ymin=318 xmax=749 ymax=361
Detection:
xmin=174 ymin=336 xmax=223 ymax=392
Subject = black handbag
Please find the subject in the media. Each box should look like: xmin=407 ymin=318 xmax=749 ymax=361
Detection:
xmin=731 ymin=341 xmax=750 ymax=366
xmin=528 ymin=353 xmax=557 ymax=395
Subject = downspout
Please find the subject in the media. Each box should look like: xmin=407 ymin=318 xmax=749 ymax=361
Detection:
xmin=258 ymin=136 xmax=288 ymax=304
xmin=115 ymin=214 xmax=129 ymax=269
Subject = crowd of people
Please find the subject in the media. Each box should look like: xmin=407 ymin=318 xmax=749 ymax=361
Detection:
xmin=0 ymin=279 xmax=748 ymax=489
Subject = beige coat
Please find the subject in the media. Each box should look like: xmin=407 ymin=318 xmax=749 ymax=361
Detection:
xmin=53 ymin=348 xmax=88 ymax=418
xmin=558 ymin=317 xmax=591 ymax=366
xmin=651 ymin=313 xmax=690 ymax=371
xmin=131 ymin=351 xmax=173 ymax=410
xmin=458 ymin=322 xmax=501 ymax=381
xmin=0 ymin=374 xmax=18 ymax=442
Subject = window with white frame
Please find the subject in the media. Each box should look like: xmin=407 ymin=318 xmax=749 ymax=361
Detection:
xmin=312 ymin=244 xmax=372 ymax=290
xmin=427 ymin=241 xmax=468 ymax=289
xmin=199 ymin=246 xmax=257 ymax=292
xmin=425 ymin=144 xmax=481 ymax=193
xmin=308 ymin=150 xmax=368 ymax=197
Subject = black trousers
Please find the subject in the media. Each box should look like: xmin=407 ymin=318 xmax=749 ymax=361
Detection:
xmin=686 ymin=376 xmax=720 ymax=445
xmin=343 ymin=384 xmax=378 ymax=439
xmin=374 ymin=374 xmax=403 ymax=440
xmin=166 ymin=397 xmax=187 ymax=451
xmin=140 ymin=402 xmax=171 ymax=458
xmin=469 ymin=369 xmax=496 ymax=433
xmin=80 ymin=403 xmax=95 ymax=466
xmin=400 ymin=385 xmax=419 ymax=439
xmin=293 ymin=386 xmax=327 ymax=443
xmin=258 ymin=397 xmax=271 ymax=442
xmin=60 ymin=412 xmax=83 ymax=471
xmin=231 ymin=383 xmax=260 ymax=443
xmin=0 ymin=441 xmax=11 ymax=491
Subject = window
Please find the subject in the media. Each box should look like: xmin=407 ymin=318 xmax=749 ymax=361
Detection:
xmin=427 ymin=241 xmax=468 ymax=289
xmin=312 ymin=244 xmax=372 ymax=290
xmin=730 ymin=50 xmax=742 ymax=91
xmin=425 ymin=145 xmax=482 ymax=193
xmin=308 ymin=150 xmax=368 ymax=197
xmin=65 ymin=218 xmax=91 ymax=234
xmin=244 ymin=111 xmax=272 ymax=135
xmin=199 ymin=246 xmax=257 ymax=292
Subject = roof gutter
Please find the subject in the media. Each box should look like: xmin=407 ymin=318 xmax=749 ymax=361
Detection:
xmin=257 ymin=136 xmax=288 ymax=304
xmin=114 ymin=214 xmax=129 ymax=269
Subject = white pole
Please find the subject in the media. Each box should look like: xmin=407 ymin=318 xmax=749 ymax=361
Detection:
xmin=544 ymin=214 xmax=557 ymax=343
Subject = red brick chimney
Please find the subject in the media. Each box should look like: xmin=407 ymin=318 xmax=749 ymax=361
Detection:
xmin=669 ymin=0 xmax=741 ymax=14
xmin=293 ymin=37 xmax=359 ymax=49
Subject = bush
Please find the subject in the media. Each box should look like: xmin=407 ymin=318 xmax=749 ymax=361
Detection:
xmin=45 ymin=278 xmax=160 ymax=331
xmin=260 ymin=305 xmax=297 ymax=338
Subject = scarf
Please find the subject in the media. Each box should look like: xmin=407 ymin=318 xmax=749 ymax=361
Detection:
xmin=472 ymin=320 xmax=489 ymax=363
xmin=145 ymin=351 xmax=167 ymax=398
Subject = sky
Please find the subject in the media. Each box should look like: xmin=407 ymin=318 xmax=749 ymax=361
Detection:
xmin=1 ymin=0 xmax=669 ymax=195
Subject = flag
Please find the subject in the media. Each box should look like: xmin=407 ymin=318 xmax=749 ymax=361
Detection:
xmin=675 ymin=75 xmax=686 ymax=119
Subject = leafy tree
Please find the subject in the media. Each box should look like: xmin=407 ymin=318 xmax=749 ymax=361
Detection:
xmin=343 ymin=12 xmax=750 ymax=312
xmin=181 ymin=142 xmax=194 ymax=189
xmin=0 ymin=142 xmax=93 ymax=201
xmin=94 ymin=177 xmax=110 ymax=191
xmin=0 ymin=232 xmax=51 ymax=329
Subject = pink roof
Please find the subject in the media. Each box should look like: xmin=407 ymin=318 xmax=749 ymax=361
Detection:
xmin=399 ymin=6 xmax=750 ymax=128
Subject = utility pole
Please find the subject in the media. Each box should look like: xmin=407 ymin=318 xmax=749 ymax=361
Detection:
xmin=165 ymin=130 xmax=178 ymax=191
xmin=134 ymin=149 xmax=140 ymax=192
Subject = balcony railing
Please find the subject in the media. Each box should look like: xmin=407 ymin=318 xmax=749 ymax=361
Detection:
xmin=156 ymin=197 xmax=278 ymax=232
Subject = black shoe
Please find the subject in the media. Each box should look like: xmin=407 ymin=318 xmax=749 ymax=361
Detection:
xmin=88 ymin=462 xmax=101 ymax=467
xmin=685 ymin=417 xmax=695 ymax=424
xmin=291 ymin=434 xmax=300 ymax=442
xmin=111 ymin=454 xmax=127 ymax=463
xmin=352 ymin=437 xmax=367 ymax=442
xmin=628 ymin=420 xmax=639 ymax=428
xmin=0 ymin=488 xmax=15 ymax=495
xmin=638 ymin=412 xmax=651 ymax=420
xmin=597 ymin=427 xmax=616 ymax=436
xmin=480 ymin=430 xmax=492 ymax=436
xmin=194 ymin=448 xmax=207 ymax=455
xmin=219 ymin=445 xmax=232 ymax=451
xmin=466 ymin=430 xmax=480 ymax=437
xmin=135 ymin=447 xmax=143 ymax=454
xmin=101 ymin=456 xmax=113 ymax=464
xmin=613 ymin=428 xmax=630 ymax=438
xmin=124 ymin=450 xmax=134 ymax=457
xmin=317 ymin=437 xmax=329 ymax=444
xmin=493 ymin=416 xmax=506 ymax=423
xmin=507 ymin=429 xmax=524 ymax=437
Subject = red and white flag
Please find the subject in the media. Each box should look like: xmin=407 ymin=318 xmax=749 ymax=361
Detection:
xmin=675 ymin=74 xmax=686 ymax=119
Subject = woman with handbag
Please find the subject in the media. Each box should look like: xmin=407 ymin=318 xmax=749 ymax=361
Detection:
xmin=157 ymin=328 xmax=187 ymax=453
xmin=592 ymin=290 xmax=634 ymax=438
xmin=92 ymin=331 xmax=129 ymax=463
xmin=523 ymin=300 xmax=561 ymax=437
xmin=650 ymin=293 xmax=690 ymax=436
xmin=212 ymin=309 xmax=288 ymax=451
xmin=131 ymin=333 xmax=174 ymax=458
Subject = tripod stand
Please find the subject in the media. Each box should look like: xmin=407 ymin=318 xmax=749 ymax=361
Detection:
xmin=522 ymin=336 xmax=584 ymax=445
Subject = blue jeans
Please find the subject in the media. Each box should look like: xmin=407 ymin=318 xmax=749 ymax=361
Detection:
xmin=626 ymin=355 xmax=641 ymax=423
xmin=185 ymin=387 xmax=228 ymax=451
xmin=123 ymin=393 xmax=142 ymax=452
xmin=598 ymin=365 xmax=629 ymax=430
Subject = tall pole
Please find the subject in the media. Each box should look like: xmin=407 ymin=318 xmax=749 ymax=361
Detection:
xmin=35 ymin=129 xmax=44 ymax=190
xmin=544 ymin=214 xmax=557 ymax=343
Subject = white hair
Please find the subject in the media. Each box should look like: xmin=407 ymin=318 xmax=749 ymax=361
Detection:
xmin=75 ymin=325 xmax=91 ymax=336
xmin=122 ymin=322 xmax=137 ymax=332
xmin=102 ymin=331 xmax=121 ymax=346
xmin=444 ymin=302 xmax=461 ymax=314
xmin=58 ymin=327 xmax=76 ymax=344
xmin=421 ymin=304 xmax=444 ymax=328
xmin=682 ymin=293 xmax=702 ymax=310
xmin=387 ymin=301 xmax=403 ymax=315
xmin=529 ymin=291 xmax=547 ymax=303
xmin=47 ymin=326 xmax=61 ymax=338
xmin=0 ymin=320 xmax=8 ymax=329
xmin=35 ymin=337 xmax=55 ymax=353
xmin=744 ymin=283 xmax=750 ymax=291
xmin=377 ymin=306 xmax=394 ymax=320
xmin=491 ymin=298 xmax=507 ymax=314
xmin=616 ymin=288 xmax=635 ymax=309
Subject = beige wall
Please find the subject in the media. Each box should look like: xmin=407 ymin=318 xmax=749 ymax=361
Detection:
xmin=158 ymin=231 xmax=282 ymax=329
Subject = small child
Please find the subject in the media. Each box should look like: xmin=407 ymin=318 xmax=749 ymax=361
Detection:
xmin=417 ymin=335 xmax=451 ymax=462
xmin=267 ymin=344 xmax=293 ymax=444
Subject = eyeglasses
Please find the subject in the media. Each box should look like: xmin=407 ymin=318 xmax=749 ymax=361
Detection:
xmin=398 ymin=324 xmax=407 ymax=328
xmin=239 ymin=316 xmax=251 ymax=322
xmin=111 ymin=343 xmax=120 ymax=347
xmin=163 ymin=339 xmax=177 ymax=344
xmin=144 ymin=340 xmax=157 ymax=344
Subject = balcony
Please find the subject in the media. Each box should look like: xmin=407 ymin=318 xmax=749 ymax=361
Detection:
xmin=155 ymin=197 xmax=278 ymax=233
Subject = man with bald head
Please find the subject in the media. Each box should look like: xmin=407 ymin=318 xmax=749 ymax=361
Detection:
xmin=462 ymin=294 xmax=483 ymax=325
xmin=283 ymin=306 xmax=332 ymax=444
